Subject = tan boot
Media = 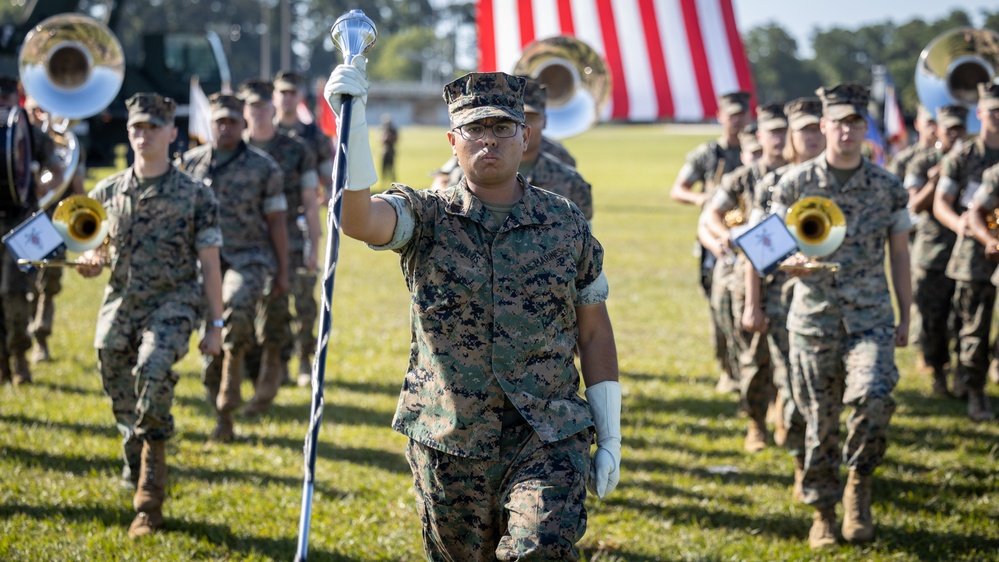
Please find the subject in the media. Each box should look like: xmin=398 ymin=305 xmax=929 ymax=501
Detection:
xmin=242 ymin=345 xmax=283 ymax=418
xmin=744 ymin=418 xmax=767 ymax=453
xmin=967 ymin=389 xmax=995 ymax=422
xmin=772 ymin=393 xmax=788 ymax=447
xmin=31 ymin=335 xmax=50 ymax=364
xmin=11 ymin=352 xmax=31 ymax=385
xmin=129 ymin=440 xmax=167 ymax=539
xmin=842 ymin=470 xmax=874 ymax=543
xmin=808 ymin=506 xmax=837 ymax=550
xmin=792 ymin=456 xmax=805 ymax=502
xmin=210 ymin=412 xmax=234 ymax=443
xmin=216 ymin=349 xmax=244 ymax=414
xmin=931 ymin=367 xmax=949 ymax=397
xmin=990 ymin=358 xmax=999 ymax=385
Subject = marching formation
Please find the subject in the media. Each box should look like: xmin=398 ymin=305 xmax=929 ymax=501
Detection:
xmin=1 ymin=15 xmax=997 ymax=560
xmin=679 ymin=81 xmax=999 ymax=550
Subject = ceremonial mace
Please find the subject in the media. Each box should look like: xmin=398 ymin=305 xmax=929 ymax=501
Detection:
xmin=294 ymin=10 xmax=376 ymax=561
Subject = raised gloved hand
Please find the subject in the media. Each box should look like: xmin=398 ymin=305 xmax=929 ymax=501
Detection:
xmin=584 ymin=380 xmax=622 ymax=499
xmin=323 ymin=55 xmax=377 ymax=191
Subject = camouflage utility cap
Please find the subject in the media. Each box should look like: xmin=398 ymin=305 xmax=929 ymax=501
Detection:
xmin=274 ymin=70 xmax=305 ymax=92
xmin=126 ymin=93 xmax=176 ymax=127
xmin=739 ymin=123 xmax=761 ymax=153
xmin=784 ymin=97 xmax=822 ymax=130
xmin=916 ymin=105 xmax=935 ymax=124
xmin=978 ymin=82 xmax=999 ymax=110
xmin=238 ymin=79 xmax=274 ymax=104
xmin=938 ymin=104 xmax=969 ymax=129
xmin=444 ymin=72 xmax=525 ymax=129
xmin=522 ymin=78 xmax=547 ymax=114
xmin=817 ymin=83 xmax=869 ymax=121
xmin=718 ymin=91 xmax=751 ymax=115
xmin=0 ymin=75 xmax=18 ymax=96
xmin=756 ymin=103 xmax=788 ymax=131
xmin=210 ymin=93 xmax=244 ymax=121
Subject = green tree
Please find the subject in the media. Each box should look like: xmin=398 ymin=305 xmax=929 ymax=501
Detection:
xmin=743 ymin=23 xmax=822 ymax=104
xmin=367 ymin=27 xmax=440 ymax=82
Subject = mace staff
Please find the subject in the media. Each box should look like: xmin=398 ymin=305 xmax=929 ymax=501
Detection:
xmin=295 ymin=9 xmax=376 ymax=561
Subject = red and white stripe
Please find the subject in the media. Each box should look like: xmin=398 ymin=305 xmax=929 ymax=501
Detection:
xmin=478 ymin=0 xmax=756 ymax=122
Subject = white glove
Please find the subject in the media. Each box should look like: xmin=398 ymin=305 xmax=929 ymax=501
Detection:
xmin=585 ymin=380 xmax=622 ymax=499
xmin=324 ymin=55 xmax=377 ymax=191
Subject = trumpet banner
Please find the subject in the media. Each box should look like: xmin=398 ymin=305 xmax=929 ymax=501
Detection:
xmin=477 ymin=0 xmax=756 ymax=122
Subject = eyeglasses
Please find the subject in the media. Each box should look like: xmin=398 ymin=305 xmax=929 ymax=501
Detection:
xmin=831 ymin=117 xmax=867 ymax=131
xmin=452 ymin=121 xmax=521 ymax=140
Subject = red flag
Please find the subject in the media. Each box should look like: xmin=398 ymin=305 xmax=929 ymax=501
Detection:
xmin=883 ymin=83 xmax=908 ymax=148
xmin=478 ymin=0 xmax=755 ymax=122
xmin=315 ymin=79 xmax=337 ymax=138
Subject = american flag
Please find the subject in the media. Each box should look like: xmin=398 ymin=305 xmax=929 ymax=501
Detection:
xmin=477 ymin=0 xmax=756 ymax=123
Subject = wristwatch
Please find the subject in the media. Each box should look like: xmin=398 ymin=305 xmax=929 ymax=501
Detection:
xmin=211 ymin=318 xmax=225 ymax=329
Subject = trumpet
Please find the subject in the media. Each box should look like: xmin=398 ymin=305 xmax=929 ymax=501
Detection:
xmin=782 ymin=196 xmax=846 ymax=271
xmin=16 ymin=195 xmax=109 ymax=269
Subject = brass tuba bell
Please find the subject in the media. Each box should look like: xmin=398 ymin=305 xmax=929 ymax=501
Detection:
xmin=18 ymin=14 xmax=124 ymax=209
xmin=784 ymin=196 xmax=846 ymax=271
xmin=915 ymin=27 xmax=999 ymax=134
xmin=513 ymin=36 xmax=610 ymax=139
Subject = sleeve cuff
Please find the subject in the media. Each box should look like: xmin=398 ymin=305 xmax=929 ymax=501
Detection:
xmin=367 ymin=193 xmax=414 ymax=251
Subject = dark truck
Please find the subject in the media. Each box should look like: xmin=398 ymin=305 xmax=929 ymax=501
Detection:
xmin=0 ymin=0 xmax=230 ymax=166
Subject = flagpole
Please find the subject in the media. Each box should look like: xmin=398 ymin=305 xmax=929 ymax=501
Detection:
xmin=294 ymin=10 xmax=376 ymax=562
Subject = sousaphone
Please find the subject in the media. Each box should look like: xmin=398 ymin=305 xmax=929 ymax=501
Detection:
xmin=915 ymin=27 xmax=999 ymax=133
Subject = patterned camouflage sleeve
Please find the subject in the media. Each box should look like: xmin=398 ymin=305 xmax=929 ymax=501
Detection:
xmin=903 ymin=152 xmax=930 ymax=189
xmin=296 ymin=137 xmax=319 ymax=192
xmin=937 ymin=152 xmax=964 ymax=198
xmin=973 ymin=164 xmax=999 ymax=211
xmin=368 ymin=190 xmax=417 ymax=251
xmin=770 ymin=168 xmax=799 ymax=219
xmin=262 ymin=158 xmax=288 ymax=214
xmin=708 ymin=168 xmax=740 ymax=212
xmin=886 ymin=172 xmax=914 ymax=234
xmin=680 ymin=143 xmax=712 ymax=185
xmin=194 ymin=182 xmax=223 ymax=250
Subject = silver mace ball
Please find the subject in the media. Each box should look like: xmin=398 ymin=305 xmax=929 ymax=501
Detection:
xmin=330 ymin=9 xmax=377 ymax=62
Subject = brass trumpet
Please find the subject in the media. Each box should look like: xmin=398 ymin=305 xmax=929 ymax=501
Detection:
xmin=16 ymin=195 xmax=109 ymax=268
xmin=782 ymin=196 xmax=846 ymax=271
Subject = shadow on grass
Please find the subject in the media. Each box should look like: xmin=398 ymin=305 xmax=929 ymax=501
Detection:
xmin=172 ymin=395 xmax=395 ymax=429
xmin=23 ymin=379 xmax=105 ymax=398
xmin=1 ymin=445 xmax=119 ymax=476
xmin=0 ymin=503 xmax=363 ymax=561
xmin=0 ymin=413 xmax=114 ymax=437
xmin=877 ymin=524 xmax=999 ymax=561
xmin=623 ymin=370 xmax=719 ymax=387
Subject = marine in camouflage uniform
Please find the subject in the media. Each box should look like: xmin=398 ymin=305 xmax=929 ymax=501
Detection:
xmin=274 ymin=71 xmax=332 ymax=384
xmin=903 ymin=105 xmax=967 ymax=396
xmin=773 ymin=84 xmax=911 ymax=549
xmin=706 ymin=104 xmax=789 ymax=452
xmin=937 ymin=83 xmax=999 ymax=421
xmin=239 ymin=79 xmax=319 ymax=414
xmin=80 ymin=93 xmax=224 ymax=538
xmin=178 ymin=92 xmax=289 ymax=440
xmin=443 ymin=79 xmax=593 ymax=221
xmin=0 ymin=77 xmax=60 ymax=385
xmin=671 ymin=91 xmax=750 ymax=393
xmin=887 ymin=105 xmax=937 ymax=179
xmin=326 ymin=65 xmax=622 ymax=561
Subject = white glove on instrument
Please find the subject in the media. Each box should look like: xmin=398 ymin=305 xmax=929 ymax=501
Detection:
xmin=324 ymin=55 xmax=377 ymax=191
xmin=585 ymin=380 xmax=622 ymax=499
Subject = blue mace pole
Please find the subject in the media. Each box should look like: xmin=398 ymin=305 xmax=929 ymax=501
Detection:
xmin=294 ymin=9 xmax=376 ymax=561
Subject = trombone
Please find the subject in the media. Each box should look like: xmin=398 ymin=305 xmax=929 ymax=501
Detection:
xmin=16 ymin=195 xmax=109 ymax=269
xmin=781 ymin=196 xmax=846 ymax=271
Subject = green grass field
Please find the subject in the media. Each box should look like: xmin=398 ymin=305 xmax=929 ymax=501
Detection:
xmin=1 ymin=125 xmax=997 ymax=561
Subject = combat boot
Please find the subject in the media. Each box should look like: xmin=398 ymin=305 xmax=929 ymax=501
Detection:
xmin=952 ymin=370 xmax=968 ymax=400
xmin=31 ymin=335 xmax=50 ymax=364
xmin=841 ymin=470 xmax=874 ymax=542
xmin=216 ymin=349 xmax=244 ymax=415
xmin=129 ymin=440 xmax=167 ymax=539
xmin=990 ymin=358 xmax=999 ymax=385
xmin=771 ymin=393 xmax=788 ymax=447
xmin=808 ymin=506 xmax=837 ymax=550
xmin=967 ymin=388 xmax=995 ymax=422
xmin=296 ymin=350 xmax=312 ymax=387
xmin=11 ymin=351 xmax=31 ymax=385
xmin=792 ymin=456 xmax=805 ymax=503
xmin=242 ymin=345 xmax=283 ymax=418
xmin=931 ymin=366 xmax=949 ymax=397
xmin=744 ymin=418 xmax=767 ymax=453
xmin=210 ymin=411 xmax=234 ymax=443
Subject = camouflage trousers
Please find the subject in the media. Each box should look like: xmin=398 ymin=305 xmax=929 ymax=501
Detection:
xmin=405 ymin=425 xmax=590 ymax=561
xmin=952 ymin=280 xmax=995 ymax=391
xmin=765 ymin=275 xmax=805 ymax=455
xmin=0 ymin=215 xmax=34 ymax=357
xmin=731 ymin=270 xmax=774 ymax=423
xmin=29 ymin=254 xmax=63 ymax=339
xmin=710 ymin=256 xmax=740 ymax=381
xmin=97 ymin=312 xmax=192 ymax=471
xmin=912 ymin=266 xmax=956 ymax=368
xmin=789 ymin=326 xmax=899 ymax=508
xmin=202 ymin=263 xmax=268 ymax=396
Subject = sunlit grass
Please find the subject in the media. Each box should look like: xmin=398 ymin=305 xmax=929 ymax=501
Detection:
xmin=0 ymin=125 xmax=996 ymax=561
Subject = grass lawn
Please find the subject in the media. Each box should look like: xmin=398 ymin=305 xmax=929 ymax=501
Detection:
xmin=1 ymin=124 xmax=997 ymax=561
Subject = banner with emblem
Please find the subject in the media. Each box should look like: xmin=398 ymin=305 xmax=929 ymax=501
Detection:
xmin=477 ymin=0 xmax=756 ymax=123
